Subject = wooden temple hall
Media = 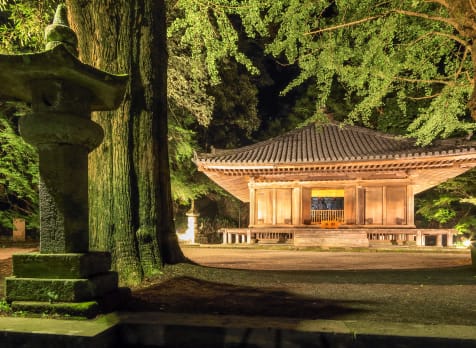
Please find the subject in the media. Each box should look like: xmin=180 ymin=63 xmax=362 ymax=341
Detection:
xmin=195 ymin=122 xmax=476 ymax=247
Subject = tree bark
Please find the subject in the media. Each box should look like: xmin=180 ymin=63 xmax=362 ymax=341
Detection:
xmin=66 ymin=0 xmax=184 ymax=286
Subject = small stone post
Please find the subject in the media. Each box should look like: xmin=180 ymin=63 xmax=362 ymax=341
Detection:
xmin=12 ymin=218 xmax=26 ymax=242
xmin=1 ymin=5 xmax=128 ymax=316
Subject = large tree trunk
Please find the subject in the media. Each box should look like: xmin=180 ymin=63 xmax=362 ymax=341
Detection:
xmin=66 ymin=0 xmax=184 ymax=286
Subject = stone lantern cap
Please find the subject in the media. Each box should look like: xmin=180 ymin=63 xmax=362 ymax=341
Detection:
xmin=0 ymin=44 xmax=127 ymax=110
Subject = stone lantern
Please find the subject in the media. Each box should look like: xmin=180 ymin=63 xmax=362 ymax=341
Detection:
xmin=185 ymin=201 xmax=199 ymax=244
xmin=1 ymin=5 xmax=128 ymax=316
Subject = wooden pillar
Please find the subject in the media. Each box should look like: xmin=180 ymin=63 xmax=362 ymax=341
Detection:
xmin=247 ymin=229 xmax=251 ymax=244
xmin=301 ymin=188 xmax=311 ymax=224
xmin=249 ymin=180 xmax=256 ymax=226
xmin=344 ymin=187 xmax=356 ymax=225
xmin=356 ymin=186 xmax=365 ymax=225
xmin=272 ymin=188 xmax=277 ymax=225
xmin=407 ymin=185 xmax=415 ymax=226
xmin=292 ymin=186 xmax=301 ymax=225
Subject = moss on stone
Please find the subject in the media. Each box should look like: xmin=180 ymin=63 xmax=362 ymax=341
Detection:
xmin=11 ymin=300 xmax=100 ymax=318
xmin=12 ymin=252 xmax=111 ymax=279
xmin=5 ymin=272 xmax=118 ymax=302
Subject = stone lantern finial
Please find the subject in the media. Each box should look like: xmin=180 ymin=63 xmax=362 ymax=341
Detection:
xmin=44 ymin=4 xmax=78 ymax=56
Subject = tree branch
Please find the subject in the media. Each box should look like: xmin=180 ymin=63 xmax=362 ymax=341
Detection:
xmin=392 ymin=9 xmax=460 ymax=31
xmin=455 ymin=46 xmax=470 ymax=81
xmin=392 ymin=75 xmax=453 ymax=85
xmin=471 ymin=0 xmax=476 ymax=14
xmin=433 ymin=31 xmax=471 ymax=49
xmin=304 ymin=13 xmax=388 ymax=35
xmin=410 ymin=30 xmax=470 ymax=50
xmin=407 ymin=93 xmax=441 ymax=101
xmin=305 ymin=7 xmax=459 ymax=37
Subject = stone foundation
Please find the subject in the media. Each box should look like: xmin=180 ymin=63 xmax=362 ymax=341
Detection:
xmin=5 ymin=252 xmax=127 ymax=317
xmin=294 ymin=229 xmax=369 ymax=248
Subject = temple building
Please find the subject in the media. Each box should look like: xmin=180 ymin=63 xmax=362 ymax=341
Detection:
xmin=194 ymin=122 xmax=476 ymax=247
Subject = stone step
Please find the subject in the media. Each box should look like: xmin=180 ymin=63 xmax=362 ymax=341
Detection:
xmin=294 ymin=230 xmax=369 ymax=247
xmin=11 ymin=252 xmax=111 ymax=279
xmin=5 ymin=272 xmax=118 ymax=302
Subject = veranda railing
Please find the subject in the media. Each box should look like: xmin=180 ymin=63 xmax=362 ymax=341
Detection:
xmin=311 ymin=209 xmax=344 ymax=223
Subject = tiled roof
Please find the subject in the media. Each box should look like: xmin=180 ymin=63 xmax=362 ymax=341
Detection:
xmin=197 ymin=122 xmax=476 ymax=165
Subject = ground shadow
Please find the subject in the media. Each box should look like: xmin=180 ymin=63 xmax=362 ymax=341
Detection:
xmin=126 ymin=276 xmax=370 ymax=320
xmin=244 ymin=265 xmax=476 ymax=286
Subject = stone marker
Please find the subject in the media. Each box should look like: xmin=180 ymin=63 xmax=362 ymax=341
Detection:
xmin=12 ymin=218 xmax=26 ymax=242
xmin=1 ymin=5 xmax=128 ymax=317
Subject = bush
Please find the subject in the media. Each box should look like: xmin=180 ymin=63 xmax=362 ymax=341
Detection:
xmin=198 ymin=216 xmax=237 ymax=244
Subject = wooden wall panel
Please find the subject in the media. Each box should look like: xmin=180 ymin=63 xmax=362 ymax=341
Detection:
xmin=386 ymin=186 xmax=406 ymax=225
xmin=256 ymin=189 xmax=273 ymax=224
xmin=344 ymin=187 xmax=356 ymax=224
xmin=276 ymin=189 xmax=292 ymax=224
xmin=365 ymin=187 xmax=383 ymax=224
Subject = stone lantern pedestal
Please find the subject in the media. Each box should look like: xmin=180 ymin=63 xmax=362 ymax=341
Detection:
xmin=0 ymin=6 xmax=128 ymax=317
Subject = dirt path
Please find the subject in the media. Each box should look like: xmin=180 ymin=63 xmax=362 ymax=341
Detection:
xmin=0 ymin=247 xmax=37 ymax=260
xmin=182 ymin=246 xmax=471 ymax=270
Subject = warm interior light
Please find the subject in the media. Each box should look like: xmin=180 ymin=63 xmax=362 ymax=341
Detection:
xmin=311 ymin=189 xmax=344 ymax=197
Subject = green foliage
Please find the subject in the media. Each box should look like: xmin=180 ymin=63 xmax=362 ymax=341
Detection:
xmin=167 ymin=2 xmax=261 ymax=204
xmin=0 ymin=1 xmax=57 ymax=233
xmin=0 ymin=0 xmax=56 ymax=53
xmin=0 ymin=111 xmax=38 ymax=232
xmin=172 ymin=1 xmax=476 ymax=144
xmin=201 ymin=60 xmax=260 ymax=148
xmin=0 ymin=299 xmax=12 ymax=314
xmin=416 ymin=169 xmax=476 ymax=236
xmin=168 ymin=120 xmax=209 ymax=205
xmin=169 ymin=0 xmax=261 ymax=84
xmin=408 ymin=85 xmax=474 ymax=145
xmin=454 ymin=216 xmax=476 ymax=236
xmin=198 ymin=216 xmax=236 ymax=244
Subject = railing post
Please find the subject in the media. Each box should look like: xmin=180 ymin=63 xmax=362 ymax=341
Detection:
xmin=447 ymin=232 xmax=453 ymax=247
xmin=436 ymin=234 xmax=443 ymax=247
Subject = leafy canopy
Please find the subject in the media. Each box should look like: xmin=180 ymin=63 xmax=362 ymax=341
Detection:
xmin=172 ymin=0 xmax=476 ymax=144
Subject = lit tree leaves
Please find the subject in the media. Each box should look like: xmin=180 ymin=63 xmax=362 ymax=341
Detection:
xmin=0 ymin=113 xmax=38 ymax=230
xmin=172 ymin=0 xmax=476 ymax=144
